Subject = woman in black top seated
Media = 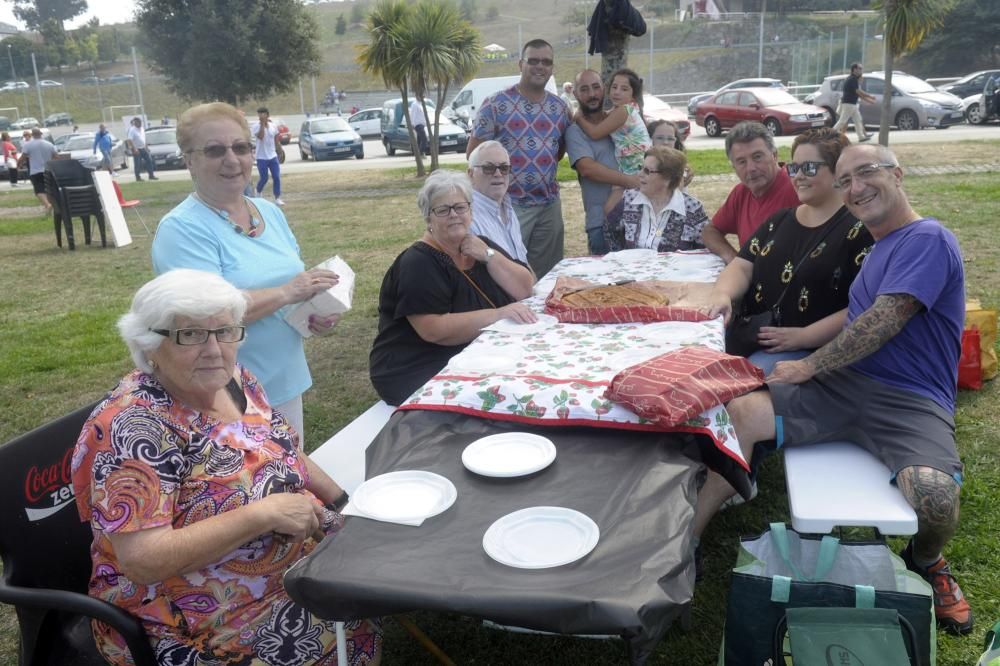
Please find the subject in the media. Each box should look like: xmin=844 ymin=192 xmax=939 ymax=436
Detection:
xmin=707 ymin=127 xmax=874 ymax=374
xmin=370 ymin=170 xmax=536 ymax=405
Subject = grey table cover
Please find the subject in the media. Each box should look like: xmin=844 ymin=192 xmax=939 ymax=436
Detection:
xmin=284 ymin=410 xmax=704 ymax=663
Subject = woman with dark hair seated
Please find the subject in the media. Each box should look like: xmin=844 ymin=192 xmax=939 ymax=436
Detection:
xmin=370 ymin=170 xmax=536 ymax=406
xmin=73 ymin=269 xmax=382 ymax=665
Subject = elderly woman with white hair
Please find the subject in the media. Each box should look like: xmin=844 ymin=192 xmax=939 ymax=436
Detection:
xmin=370 ymin=170 xmax=536 ymax=406
xmin=72 ymin=269 xmax=382 ymax=666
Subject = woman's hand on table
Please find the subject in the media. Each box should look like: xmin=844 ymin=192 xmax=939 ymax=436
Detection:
xmin=283 ymin=269 xmax=339 ymax=305
xmin=308 ymin=313 xmax=341 ymax=337
xmin=497 ymin=302 xmax=538 ymax=324
xmin=706 ymin=291 xmax=733 ymax=325
xmin=263 ymin=493 xmax=326 ymax=543
xmin=459 ymin=235 xmax=492 ymax=263
xmin=757 ymin=325 xmax=804 ymax=353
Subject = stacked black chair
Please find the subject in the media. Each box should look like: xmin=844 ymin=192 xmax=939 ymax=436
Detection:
xmin=0 ymin=402 xmax=156 ymax=665
xmin=44 ymin=159 xmax=107 ymax=251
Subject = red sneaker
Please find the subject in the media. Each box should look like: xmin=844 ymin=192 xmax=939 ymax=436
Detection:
xmin=901 ymin=542 xmax=974 ymax=635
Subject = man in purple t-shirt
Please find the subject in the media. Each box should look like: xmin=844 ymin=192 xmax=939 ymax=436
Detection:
xmin=466 ymin=38 xmax=570 ymax=277
xmin=692 ymin=144 xmax=973 ymax=635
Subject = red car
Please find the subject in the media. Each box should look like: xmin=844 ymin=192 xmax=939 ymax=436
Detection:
xmin=695 ymin=88 xmax=829 ymax=137
xmin=272 ymin=117 xmax=291 ymax=145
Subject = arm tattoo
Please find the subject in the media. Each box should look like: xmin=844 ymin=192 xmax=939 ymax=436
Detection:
xmin=896 ymin=466 xmax=960 ymax=552
xmin=806 ymin=293 xmax=923 ymax=375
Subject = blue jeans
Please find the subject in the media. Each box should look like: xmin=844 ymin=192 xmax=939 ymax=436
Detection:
xmin=586 ymin=226 xmax=608 ymax=255
xmin=747 ymin=349 xmax=810 ymax=376
xmin=133 ymin=148 xmax=155 ymax=179
xmin=256 ymin=157 xmax=281 ymax=197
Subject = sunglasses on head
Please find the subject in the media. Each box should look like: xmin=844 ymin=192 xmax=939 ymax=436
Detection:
xmin=475 ymin=163 xmax=511 ymax=176
xmin=189 ymin=141 xmax=254 ymax=159
xmin=786 ymin=160 xmax=827 ymax=177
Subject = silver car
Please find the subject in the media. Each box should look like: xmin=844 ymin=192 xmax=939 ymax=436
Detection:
xmin=805 ymin=71 xmax=964 ymax=131
xmin=59 ymin=132 xmax=129 ymax=170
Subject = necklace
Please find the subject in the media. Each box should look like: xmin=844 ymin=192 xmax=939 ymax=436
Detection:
xmin=193 ymin=193 xmax=263 ymax=237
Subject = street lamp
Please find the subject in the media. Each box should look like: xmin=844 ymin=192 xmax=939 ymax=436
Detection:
xmin=6 ymin=44 xmax=13 ymax=82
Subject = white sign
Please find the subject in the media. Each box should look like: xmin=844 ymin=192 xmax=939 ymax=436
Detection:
xmin=91 ymin=171 xmax=132 ymax=248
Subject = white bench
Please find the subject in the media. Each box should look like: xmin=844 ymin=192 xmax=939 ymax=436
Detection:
xmin=309 ymin=401 xmax=396 ymax=494
xmin=784 ymin=441 xmax=918 ymax=535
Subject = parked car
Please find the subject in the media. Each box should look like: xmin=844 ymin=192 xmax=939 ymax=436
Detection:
xmin=381 ymin=98 xmax=469 ymax=155
xmin=805 ymin=71 xmax=964 ymax=131
xmin=79 ymin=76 xmax=104 ymax=86
xmin=38 ymin=80 xmax=63 ymax=88
xmin=0 ymin=116 xmax=11 ymax=131
xmin=937 ymin=70 xmax=1000 ymax=99
xmin=298 ymin=116 xmax=364 ymax=160
xmin=642 ymin=94 xmax=691 ymax=142
xmin=687 ymin=77 xmax=786 ymax=117
xmin=11 ymin=117 xmax=40 ymax=130
xmin=53 ymin=132 xmax=85 ymax=150
xmin=347 ymin=108 xmax=383 ymax=137
xmin=145 ymin=127 xmax=186 ymax=169
xmin=270 ymin=117 xmax=291 ymax=145
xmin=962 ymin=93 xmax=999 ymax=125
xmin=58 ymin=132 xmax=129 ymax=170
xmin=106 ymin=73 xmax=135 ymax=84
xmin=696 ymin=88 xmax=828 ymax=137
xmin=1 ymin=80 xmax=30 ymax=91
xmin=43 ymin=112 xmax=73 ymax=127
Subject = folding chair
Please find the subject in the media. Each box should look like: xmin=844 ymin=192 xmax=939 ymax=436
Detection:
xmin=0 ymin=403 xmax=156 ymax=666
xmin=112 ymin=180 xmax=152 ymax=236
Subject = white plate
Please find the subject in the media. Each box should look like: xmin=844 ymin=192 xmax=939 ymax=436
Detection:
xmin=462 ymin=433 xmax=557 ymax=478
xmin=605 ymin=248 xmax=658 ymax=263
xmin=485 ymin=314 xmax=558 ymax=335
xmin=607 ymin=347 xmax=664 ymax=369
xmin=448 ymin=348 xmax=522 ymax=374
xmin=483 ymin=507 xmax=600 ymax=569
xmin=352 ymin=471 xmax=457 ymax=522
xmin=639 ymin=321 xmax=703 ymax=344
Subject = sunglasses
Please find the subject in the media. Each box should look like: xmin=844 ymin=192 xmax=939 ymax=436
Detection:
xmin=524 ymin=58 xmax=554 ymax=67
xmin=786 ymin=161 xmax=827 ymax=177
xmin=475 ymin=163 xmax=511 ymax=176
xmin=189 ymin=141 xmax=254 ymax=159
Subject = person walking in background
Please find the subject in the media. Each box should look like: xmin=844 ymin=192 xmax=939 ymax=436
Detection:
xmin=832 ymin=63 xmax=875 ymax=142
xmin=250 ymin=106 xmax=283 ymax=206
xmin=466 ymin=38 xmax=570 ymax=277
xmin=92 ymin=124 xmax=115 ymax=176
xmin=409 ymin=96 xmax=429 ymax=155
xmin=19 ymin=127 xmax=57 ymax=211
xmin=126 ymin=117 xmax=158 ymax=182
xmin=2 ymin=131 xmax=19 ymax=187
xmin=983 ymin=73 xmax=999 ymax=119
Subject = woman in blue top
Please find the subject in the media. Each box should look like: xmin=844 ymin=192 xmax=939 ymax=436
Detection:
xmin=152 ymin=102 xmax=339 ymax=442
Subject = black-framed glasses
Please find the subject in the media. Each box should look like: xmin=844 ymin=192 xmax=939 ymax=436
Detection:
xmin=640 ymin=167 xmax=662 ymax=176
xmin=188 ymin=141 xmax=254 ymax=159
xmin=834 ymin=162 xmax=897 ymax=190
xmin=786 ymin=161 xmax=827 ymax=177
xmin=430 ymin=201 xmax=471 ymax=218
xmin=474 ymin=163 xmax=511 ymax=176
xmin=151 ymin=326 xmax=246 ymax=346
xmin=524 ymin=58 xmax=554 ymax=67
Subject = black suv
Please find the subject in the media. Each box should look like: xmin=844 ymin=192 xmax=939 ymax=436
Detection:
xmin=44 ymin=112 xmax=74 ymax=127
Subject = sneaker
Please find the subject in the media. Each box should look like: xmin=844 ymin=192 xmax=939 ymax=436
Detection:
xmin=275 ymin=197 xmax=286 ymax=206
xmin=720 ymin=481 xmax=757 ymax=511
xmin=135 ymin=177 xmax=143 ymax=181
xmin=901 ymin=540 xmax=974 ymax=635
xmin=150 ymin=175 xmax=159 ymax=180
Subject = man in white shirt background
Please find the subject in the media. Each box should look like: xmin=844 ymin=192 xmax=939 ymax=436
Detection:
xmin=409 ymin=96 xmax=429 ymax=155
xmin=250 ymin=106 xmax=283 ymax=206
xmin=126 ymin=117 xmax=158 ymax=182
xmin=468 ymin=140 xmax=532 ymax=270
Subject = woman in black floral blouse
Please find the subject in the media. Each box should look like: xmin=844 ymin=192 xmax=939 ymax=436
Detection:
xmin=707 ymin=127 xmax=874 ymax=373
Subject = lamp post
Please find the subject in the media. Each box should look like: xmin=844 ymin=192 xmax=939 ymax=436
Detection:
xmin=6 ymin=44 xmax=13 ymax=81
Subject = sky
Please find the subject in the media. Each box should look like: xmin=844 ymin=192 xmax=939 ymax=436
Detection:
xmin=1 ymin=0 xmax=139 ymax=30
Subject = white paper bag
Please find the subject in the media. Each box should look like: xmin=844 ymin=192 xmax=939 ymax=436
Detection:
xmin=284 ymin=256 xmax=355 ymax=338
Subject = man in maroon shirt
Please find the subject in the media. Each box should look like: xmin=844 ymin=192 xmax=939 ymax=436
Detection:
xmin=701 ymin=121 xmax=800 ymax=264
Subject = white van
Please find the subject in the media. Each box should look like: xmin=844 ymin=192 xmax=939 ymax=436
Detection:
xmin=449 ymin=75 xmax=557 ymax=127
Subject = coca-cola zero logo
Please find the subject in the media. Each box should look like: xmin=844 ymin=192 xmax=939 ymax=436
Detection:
xmin=23 ymin=448 xmax=76 ymax=522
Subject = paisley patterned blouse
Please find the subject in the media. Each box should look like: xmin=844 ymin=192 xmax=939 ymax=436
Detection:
xmin=72 ymin=366 xmax=381 ymax=665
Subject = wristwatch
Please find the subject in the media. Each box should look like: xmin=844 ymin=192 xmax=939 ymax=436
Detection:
xmin=483 ymin=247 xmax=496 ymax=264
xmin=325 ymin=490 xmax=350 ymax=512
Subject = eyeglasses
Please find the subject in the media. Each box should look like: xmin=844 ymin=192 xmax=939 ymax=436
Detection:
xmin=474 ymin=163 xmax=511 ymax=176
xmin=524 ymin=58 xmax=554 ymax=67
xmin=151 ymin=326 xmax=246 ymax=346
xmin=188 ymin=141 xmax=254 ymax=159
xmin=430 ymin=202 xmax=471 ymax=218
xmin=640 ymin=167 xmax=662 ymax=176
xmin=834 ymin=162 xmax=897 ymax=190
xmin=786 ymin=161 xmax=827 ymax=177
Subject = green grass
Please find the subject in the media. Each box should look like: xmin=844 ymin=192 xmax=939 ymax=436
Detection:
xmin=1 ymin=145 xmax=998 ymax=665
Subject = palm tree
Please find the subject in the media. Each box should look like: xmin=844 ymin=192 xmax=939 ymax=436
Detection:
xmin=875 ymin=0 xmax=956 ymax=145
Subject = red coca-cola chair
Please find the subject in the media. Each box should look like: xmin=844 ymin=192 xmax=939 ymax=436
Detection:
xmin=0 ymin=402 xmax=156 ymax=666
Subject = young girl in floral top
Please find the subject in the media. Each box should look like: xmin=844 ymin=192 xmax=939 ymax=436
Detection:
xmin=575 ymin=68 xmax=652 ymax=175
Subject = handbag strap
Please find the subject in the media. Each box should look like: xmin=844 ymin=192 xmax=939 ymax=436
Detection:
xmin=748 ymin=207 xmax=849 ymax=316
xmin=422 ymin=237 xmax=498 ymax=309
xmin=769 ymin=522 xmax=841 ymax=582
